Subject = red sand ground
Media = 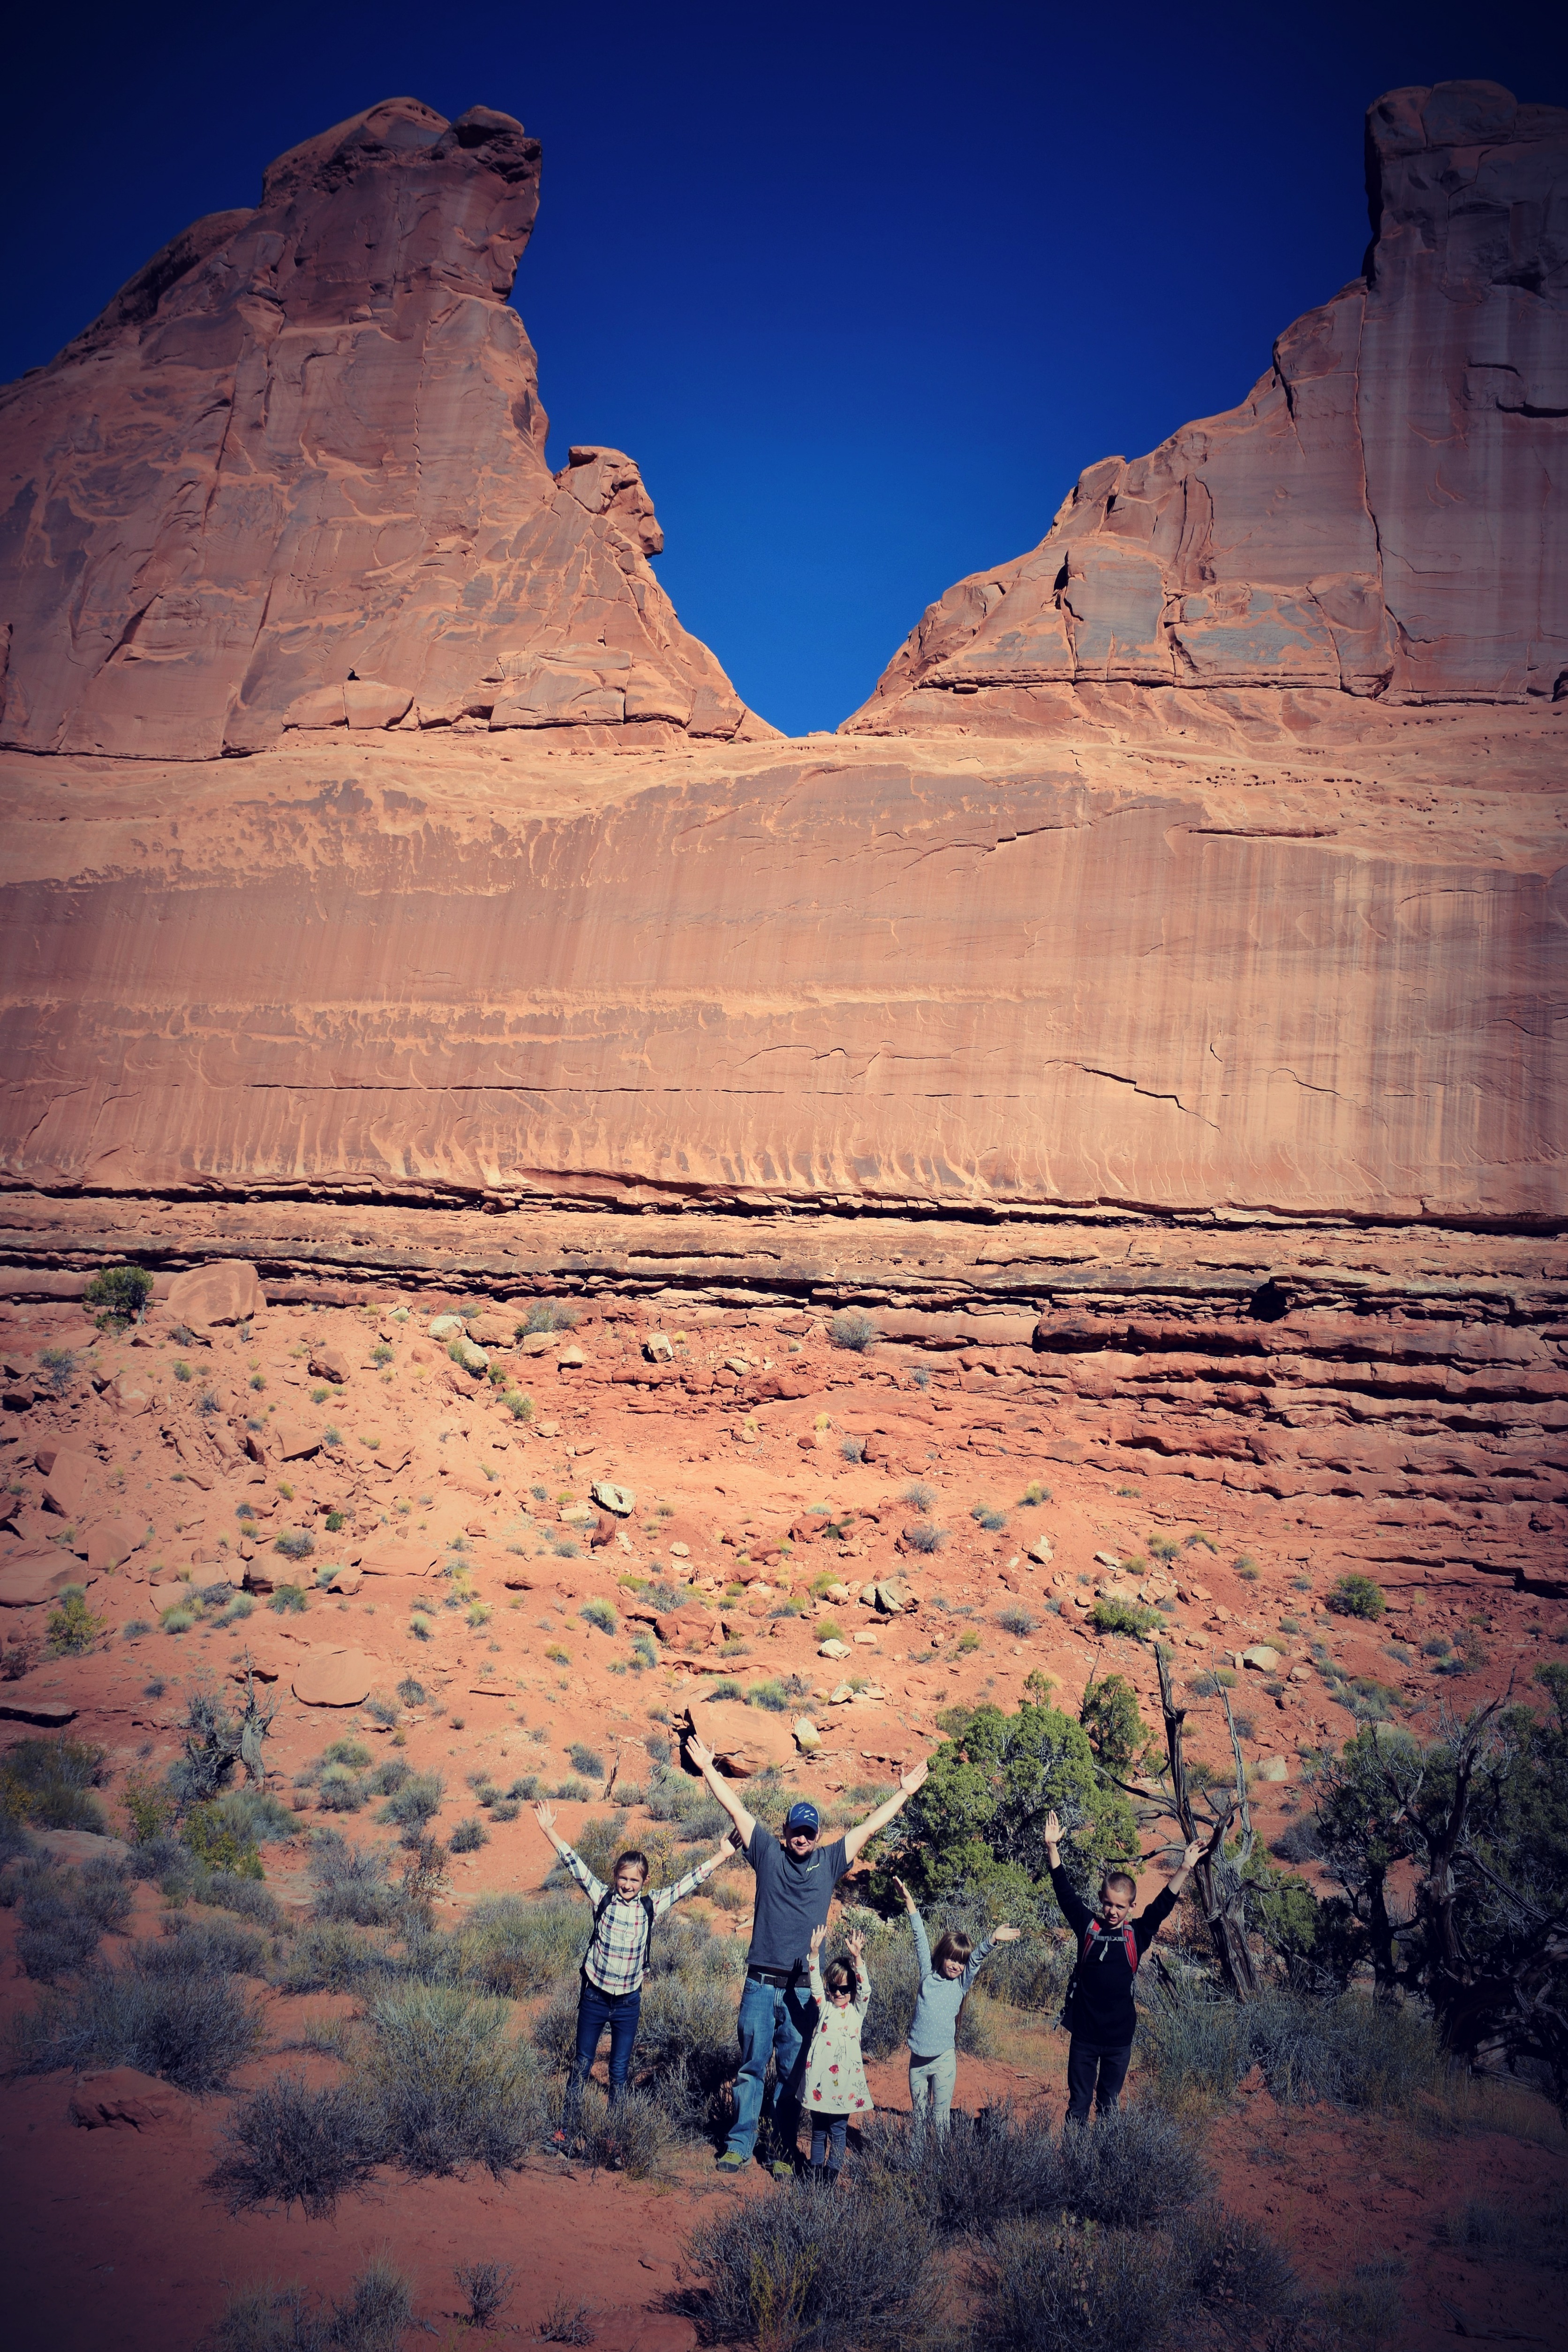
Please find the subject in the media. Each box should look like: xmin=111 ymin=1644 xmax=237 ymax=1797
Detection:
xmin=1 ymin=1287 xmax=1563 ymax=2350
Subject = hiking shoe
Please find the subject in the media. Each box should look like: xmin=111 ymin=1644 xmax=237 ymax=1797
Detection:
xmin=771 ymin=2159 xmax=796 ymax=2182
xmin=714 ymin=2150 xmax=747 ymax=2171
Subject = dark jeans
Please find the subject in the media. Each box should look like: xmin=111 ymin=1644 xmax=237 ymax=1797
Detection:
xmin=809 ymin=2113 xmax=849 ymax=2171
xmin=567 ymin=1980 xmax=642 ymax=2119
xmin=1065 ymin=2035 xmax=1132 ymax=2123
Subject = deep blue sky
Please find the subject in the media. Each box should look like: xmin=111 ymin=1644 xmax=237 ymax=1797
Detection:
xmin=6 ymin=3 xmax=1563 ymax=733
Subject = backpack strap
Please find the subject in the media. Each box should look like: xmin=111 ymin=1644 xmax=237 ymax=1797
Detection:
xmin=588 ymin=1886 xmax=657 ymax=1967
xmin=1083 ymin=1916 xmax=1141 ymax=1974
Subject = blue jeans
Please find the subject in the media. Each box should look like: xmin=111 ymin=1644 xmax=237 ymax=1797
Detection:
xmin=725 ymin=1975 xmax=814 ymax=2159
xmin=567 ymin=1980 xmax=642 ymax=2118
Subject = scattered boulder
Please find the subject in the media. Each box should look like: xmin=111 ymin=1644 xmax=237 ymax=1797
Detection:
xmin=1027 ymin=1537 xmax=1055 ymax=1566
xmin=644 ymin=1333 xmax=675 ymax=1363
xmin=559 ymin=1502 xmax=597 ymax=1527
xmin=272 ymin=1418 xmax=321 ymax=1462
xmin=428 ymin=1314 xmax=465 ymax=1339
xmin=35 ymin=1445 xmax=92 ymax=1518
xmin=1254 ymin=1756 xmax=1290 ymax=1782
xmin=291 ymin=1648 xmax=377 ymax=1706
xmin=69 ymin=2068 xmax=194 ymax=2132
xmin=85 ymin=1516 xmax=141 ymax=1575
xmin=591 ymin=1479 xmax=636 ymax=1516
xmin=165 ymin=1259 xmax=265 ymax=1332
xmin=0 ymin=1555 xmax=96 ymax=1608
xmin=557 ymin=1345 xmax=586 ymax=1372
xmin=0 ymin=1696 xmax=78 ymax=1726
xmin=852 ymin=1629 xmax=880 ymax=1647
xmin=1241 ymin=1645 xmax=1282 ymax=1673
xmin=448 ymin=1336 xmax=489 ymax=1376
xmin=466 ymin=1313 xmax=513 ymax=1347
xmin=308 ymin=1347 xmax=351 ymax=1385
xmin=792 ymin=1717 xmax=822 ymax=1752
xmin=685 ymin=1696 xmax=795 ymax=1777
xmin=520 ymin=1333 xmax=558 ymax=1357
xmin=652 ymin=1608 xmax=718 ymax=1651
xmin=818 ymin=1637 xmax=851 ymax=1660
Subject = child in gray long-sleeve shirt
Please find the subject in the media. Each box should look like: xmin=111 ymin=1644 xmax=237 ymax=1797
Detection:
xmin=893 ymin=1876 xmax=1021 ymax=2132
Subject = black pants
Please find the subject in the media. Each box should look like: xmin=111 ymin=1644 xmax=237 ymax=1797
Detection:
xmin=1065 ymin=2035 xmax=1132 ymax=2123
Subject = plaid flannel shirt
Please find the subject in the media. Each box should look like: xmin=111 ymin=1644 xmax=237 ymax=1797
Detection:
xmin=559 ymin=1841 xmax=727 ymax=1995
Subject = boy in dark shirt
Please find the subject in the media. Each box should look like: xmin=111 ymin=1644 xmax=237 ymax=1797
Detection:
xmin=687 ymin=1731 xmax=927 ymax=2176
xmin=1044 ymin=1807 xmax=1202 ymax=2123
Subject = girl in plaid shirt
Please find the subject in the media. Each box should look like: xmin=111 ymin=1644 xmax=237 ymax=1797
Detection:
xmin=533 ymin=1801 xmax=734 ymax=2129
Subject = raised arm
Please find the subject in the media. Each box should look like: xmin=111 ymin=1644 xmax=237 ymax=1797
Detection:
xmin=1167 ymin=1838 xmax=1204 ymax=1898
xmin=893 ymin=1874 xmax=932 ymax=1978
xmin=1043 ymin=1808 xmax=1063 ymax=1873
xmin=685 ymin=1735 xmax=757 ymax=1848
xmin=651 ymin=1838 xmax=735 ymax=1916
xmin=531 ymin=1799 xmax=601 ymax=1900
xmin=842 ymin=1757 xmax=928 ymax=1865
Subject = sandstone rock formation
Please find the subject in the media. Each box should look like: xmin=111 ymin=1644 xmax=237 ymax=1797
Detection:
xmin=0 ymin=98 xmax=770 ymax=758
xmin=846 ymin=83 xmax=1568 ymax=735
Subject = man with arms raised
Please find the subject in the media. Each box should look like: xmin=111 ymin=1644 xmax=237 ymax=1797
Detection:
xmin=686 ymin=1734 xmax=927 ymax=2176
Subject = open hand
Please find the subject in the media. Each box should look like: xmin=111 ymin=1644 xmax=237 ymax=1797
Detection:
xmin=809 ymin=1922 xmax=827 ymax=1954
xmin=1043 ymin=1809 xmax=1062 ymax=1846
xmin=846 ymin=1928 xmax=866 ymax=1960
xmin=899 ymin=1758 xmax=929 ymax=1798
xmin=891 ymin=1874 xmax=916 ymax=1909
xmin=533 ymin=1800 xmax=557 ymax=1834
xmin=993 ymin=1924 xmax=1022 ymax=1942
xmin=1182 ymin=1839 xmax=1204 ymax=1871
xmin=686 ymin=1735 xmax=715 ymax=1771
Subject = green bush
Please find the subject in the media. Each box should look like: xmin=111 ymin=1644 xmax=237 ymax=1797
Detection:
xmin=14 ymin=1947 xmax=266 ymax=2088
xmin=830 ymin=1310 xmax=879 ymax=1352
xmin=976 ymin=2218 xmax=1184 ymax=2352
xmin=362 ymin=1984 xmax=544 ymax=2178
xmin=210 ymin=2071 xmax=384 ymax=2218
xmin=1327 ymin=1574 xmax=1387 ymax=1621
xmin=212 ymin=2258 xmax=413 ymax=2352
xmin=568 ymin=1741 xmax=605 ymax=1776
xmin=895 ymin=1696 xmax=1137 ymax=1920
xmin=83 ymin=1263 xmax=153 ymax=1331
xmin=579 ymin=1599 xmax=617 ymax=1636
xmin=377 ymin=1772 xmax=444 ymax=1833
xmin=449 ymin=1817 xmax=487 ymax=1854
xmin=1090 ymin=1595 xmax=1161 ymax=1638
xmin=453 ymin=1895 xmax=587 ymax=1996
xmin=46 ymin=1587 xmax=107 ymax=1655
xmin=1142 ymin=1982 xmax=1446 ymax=2111
xmin=682 ymin=2179 xmax=939 ymax=2352
xmin=0 ymin=1735 xmax=109 ymax=1832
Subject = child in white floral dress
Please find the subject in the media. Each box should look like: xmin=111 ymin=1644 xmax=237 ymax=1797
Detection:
xmin=802 ymin=1921 xmax=871 ymax=2182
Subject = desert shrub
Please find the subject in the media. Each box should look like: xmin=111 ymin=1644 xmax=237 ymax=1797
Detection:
xmin=455 ymin=1895 xmax=586 ymax=1996
xmin=677 ymin=1800 xmax=730 ymax=1846
xmin=644 ymin=1768 xmax=703 ymax=1824
xmin=567 ymin=1741 xmax=606 ymax=1778
xmin=1186 ymin=2203 xmax=1299 ymax=2322
xmin=449 ymin=1817 xmax=487 ymax=1854
xmin=580 ymin=1600 xmax=617 ymax=1636
xmin=274 ymin=1530 xmax=316 ymax=1561
xmin=681 ymin=2179 xmax=939 ymax=2352
xmin=309 ymin=1832 xmax=401 ymax=1926
xmin=997 ymin=1606 xmax=1040 ymax=1637
xmin=182 ymin=1801 xmax=264 ymax=1880
xmin=324 ymin=1739 xmax=372 ymax=1769
xmin=455 ymin=2261 xmax=516 ymax=2331
xmin=364 ymin=1758 xmax=411 ymax=1798
xmin=362 ymin=1984 xmax=544 ymax=2177
xmin=554 ymin=1776 xmax=592 ymax=1802
xmin=377 ymin=1772 xmax=444 ymax=1833
xmin=151 ymin=1914 xmax=269 ymax=1977
xmin=518 ymin=1301 xmax=579 ymax=1335
xmin=903 ymin=1483 xmax=935 ymax=1511
xmin=16 ymin=1871 xmax=110 ymax=1981
xmin=1270 ymin=1817 xmax=1324 ymax=1864
xmin=213 ymin=2258 xmax=412 ymax=2352
xmin=1143 ymin=1983 xmax=1446 ymax=2111
xmin=1327 ymin=1574 xmax=1387 ymax=1621
xmin=1323 ymin=2259 xmax=1408 ymax=2352
xmin=13 ymin=1948 xmax=265 ymax=2088
xmin=976 ymin=2218 xmax=1184 ymax=2352
xmin=0 ymin=1734 xmax=109 ymax=1832
xmin=1055 ymin=2103 xmax=1211 ymax=2226
xmin=746 ymin=1680 xmax=791 ymax=1712
xmin=972 ymin=1506 xmax=1009 ymax=1532
xmin=1090 ymin=1595 xmax=1160 ymax=1638
xmin=83 ymin=1262 xmax=153 ymax=1330
xmin=274 ymin=1921 xmax=394 ymax=1995
xmin=271 ymin=1584 xmax=309 ymax=1613
xmin=904 ymin=1524 xmax=946 ymax=1554
xmin=204 ymin=1872 xmax=283 ymax=1927
xmin=211 ymin=2071 xmax=384 ymax=2217
xmin=213 ymin=1595 xmax=255 ymax=1628
xmin=859 ymin=2103 xmax=1063 ymax=2233
xmin=830 ymin=1310 xmax=879 ymax=1353
xmin=554 ymin=2078 xmax=682 ymax=2179
xmin=47 ymin=1586 xmax=107 ymax=1654
xmin=317 ymin=1764 xmax=368 ymax=1814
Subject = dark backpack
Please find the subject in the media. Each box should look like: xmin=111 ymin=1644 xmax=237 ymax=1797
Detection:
xmin=1058 ymin=1915 xmax=1139 ymax=2028
xmin=588 ymin=1885 xmax=656 ymax=1978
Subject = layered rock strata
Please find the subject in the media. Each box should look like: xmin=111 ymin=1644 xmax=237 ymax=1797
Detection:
xmin=0 ymin=98 xmax=768 ymax=758
xmin=847 ymin=82 xmax=1568 ymax=735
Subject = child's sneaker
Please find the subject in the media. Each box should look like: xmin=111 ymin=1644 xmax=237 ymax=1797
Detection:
xmin=770 ymin=2158 xmax=796 ymax=2182
xmin=714 ymin=2149 xmax=746 ymax=2171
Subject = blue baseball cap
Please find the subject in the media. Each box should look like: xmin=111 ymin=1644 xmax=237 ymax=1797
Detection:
xmin=784 ymin=1801 xmax=821 ymax=1835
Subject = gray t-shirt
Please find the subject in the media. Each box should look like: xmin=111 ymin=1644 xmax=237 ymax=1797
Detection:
xmin=746 ymin=1824 xmax=850 ymax=1974
xmin=907 ymin=1908 xmax=995 ymax=2058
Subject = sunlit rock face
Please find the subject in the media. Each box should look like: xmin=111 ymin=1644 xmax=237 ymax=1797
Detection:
xmin=0 ymin=98 xmax=767 ymax=760
xmin=847 ymin=83 xmax=1568 ymax=736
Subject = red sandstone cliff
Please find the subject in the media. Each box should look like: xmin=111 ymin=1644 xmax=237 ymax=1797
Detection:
xmin=0 ymin=98 xmax=771 ymax=759
xmin=845 ymin=82 xmax=1568 ymax=736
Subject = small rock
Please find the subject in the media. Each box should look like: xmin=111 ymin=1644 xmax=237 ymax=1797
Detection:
xmin=792 ymin=1717 xmax=822 ymax=1751
xmin=669 ymin=1541 xmax=691 ymax=1558
xmin=817 ymin=1638 xmax=851 ymax=1659
xmin=448 ymin=1336 xmax=489 ymax=1376
xmin=0 ymin=1696 xmax=78 ymax=1726
xmin=557 ymin=1345 xmax=586 ymax=1371
xmin=0 ymin=1555 xmax=98 ymax=1609
xmin=644 ymin=1333 xmax=675 ymax=1363
xmin=309 ymin=1347 xmax=351 ymax=1385
xmin=852 ymin=1629 xmax=880 ymax=1647
xmin=1288 ymin=1664 xmax=1312 ymax=1681
xmin=68 ymin=2068 xmax=192 ymax=2133
xmin=1254 ymin=1756 xmax=1290 ymax=1782
xmin=428 ymin=1315 xmax=465 ymax=1339
xmin=591 ymin=1479 xmax=636 ymax=1516
xmin=521 ymin=1333 xmax=558 ymax=1357
xmin=828 ymin=1681 xmax=855 ymax=1704
xmin=292 ymin=1649 xmax=376 ymax=1706
xmin=36 ymin=1444 xmax=93 ymax=1519
xmin=165 ymin=1259 xmax=265 ymax=1333
xmin=1027 ymin=1537 xmax=1055 ymax=1566
xmin=1241 ymin=1645 xmax=1282 ymax=1673
xmin=559 ymin=1502 xmax=597 ymax=1527
xmin=1094 ymin=1551 xmax=1121 ymax=1568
